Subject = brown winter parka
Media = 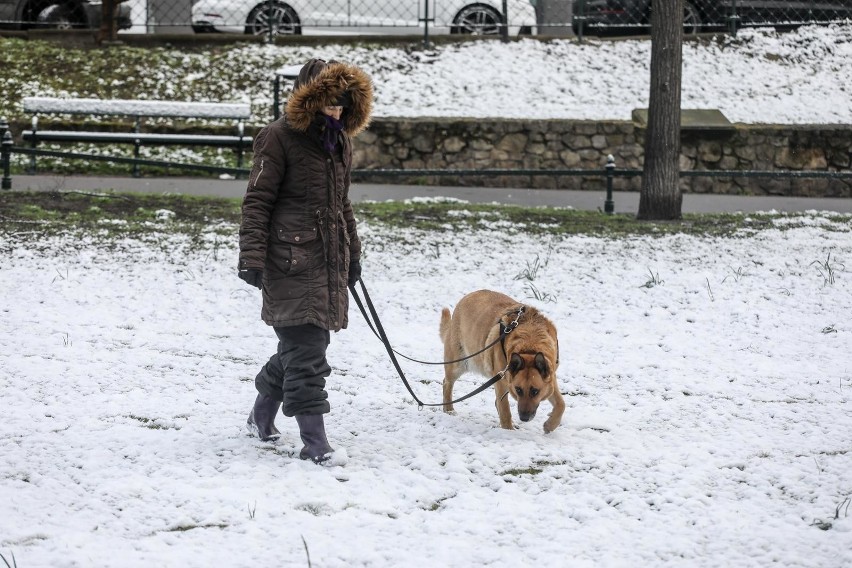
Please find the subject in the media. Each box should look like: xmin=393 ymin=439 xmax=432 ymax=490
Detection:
xmin=238 ymin=62 xmax=373 ymax=332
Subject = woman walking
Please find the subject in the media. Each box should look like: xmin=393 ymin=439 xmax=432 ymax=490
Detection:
xmin=237 ymin=58 xmax=373 ymax=464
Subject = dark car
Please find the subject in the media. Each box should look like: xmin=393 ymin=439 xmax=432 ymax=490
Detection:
xmin=0 ymin=0 xmax=132 ymax=30
xmin=573 ymin=0 xmax=852 ymax=35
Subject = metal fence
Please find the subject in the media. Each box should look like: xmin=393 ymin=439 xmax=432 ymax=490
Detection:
xmin=573 ymin=0 xmax=852 ymax=39
xmin=1 ymin=0 xmax=850 ymax=41
xmin=5 ymin=126 xmax=852 ymax=215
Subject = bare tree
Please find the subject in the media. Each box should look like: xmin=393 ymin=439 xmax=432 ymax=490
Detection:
xmin=638 ymin=0 xmax=684 ymax=220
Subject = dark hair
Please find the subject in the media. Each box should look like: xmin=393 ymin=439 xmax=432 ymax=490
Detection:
xmin=334 ymin=90 xmax=353 ymax=109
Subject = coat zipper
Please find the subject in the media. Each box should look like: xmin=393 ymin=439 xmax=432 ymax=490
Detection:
xmin=251 ymin=158 xmax=265 ymax=188
xmin=327 ymin=153 xmax=339 ymax=326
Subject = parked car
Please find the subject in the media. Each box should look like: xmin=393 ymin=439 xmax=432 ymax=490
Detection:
xmin=191 ymin=0 xmax=537 ymax=36
xmin=0 ymin=0 xmax=132 ymax=30
xmin=573 ymin=0 xmax=852 ymax=35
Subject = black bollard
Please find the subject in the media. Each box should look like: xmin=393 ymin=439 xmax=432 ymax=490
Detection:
xmin=2 ymin=129 xmax=12 ymax=190
xmin=604 ymin=154 xmax=615 ymax=214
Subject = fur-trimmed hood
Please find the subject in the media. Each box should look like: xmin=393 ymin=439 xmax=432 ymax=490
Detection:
xmin=285 ymin=61 xmax=373 ymax=137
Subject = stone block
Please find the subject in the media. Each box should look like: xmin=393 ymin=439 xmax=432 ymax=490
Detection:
xmin=567 ymin=135 xmax=591 ymax=149
xmin=411 ymin=134 xmax=434 ymax=153
xmin=774 ymin=147 xmax=828 ymax=170
xmin=733 ymin=145 xmax=756 ymax=161
xmin=720 ymin=156 xmax=740 ymax=170
xmin=496 ymin=133 xmax=527 ymax=153
xmin=559 ymin=150 xmax=581 ymax=167
xmin=631 ymin=108 xmax=735 ymax=134
xmin=698 ymin=141 xmax=723 ymax=163
xmin=442 ymin=136 xmax=466 ymax=153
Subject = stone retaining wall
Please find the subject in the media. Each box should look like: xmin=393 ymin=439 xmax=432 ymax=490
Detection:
xmin=353 ymin=118 xmax=852 ymax=197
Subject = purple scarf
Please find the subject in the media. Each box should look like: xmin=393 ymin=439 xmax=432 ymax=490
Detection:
xmin=321 ymin=114 xmax=344 ymax=154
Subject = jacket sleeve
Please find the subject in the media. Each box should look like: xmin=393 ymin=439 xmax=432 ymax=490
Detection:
xmin=238 ymin=125 xmax=286 ymax=270
xmin=342 ymin=143 xmax=361 ymax=263
xmin=342 ymin=195 xmax=361 ymax=263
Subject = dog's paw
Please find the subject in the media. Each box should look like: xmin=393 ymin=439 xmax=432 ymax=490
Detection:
xmin=543 ymin=420 xmax=560 ymax=434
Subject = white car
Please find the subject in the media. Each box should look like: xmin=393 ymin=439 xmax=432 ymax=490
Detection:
xmin=191 ymin=0 xmax=537 ymax=36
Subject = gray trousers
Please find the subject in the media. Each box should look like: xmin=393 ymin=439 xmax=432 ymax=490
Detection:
xmin=255 ymin=324 xmax=331 ymax=416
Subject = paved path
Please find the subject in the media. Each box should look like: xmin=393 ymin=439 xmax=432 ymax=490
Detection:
xmin=7 ymin=175 xmax=852 ymax=214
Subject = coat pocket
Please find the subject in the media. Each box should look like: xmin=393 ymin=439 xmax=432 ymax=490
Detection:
xmin=266 ymin=226 xmax=318 ymax=279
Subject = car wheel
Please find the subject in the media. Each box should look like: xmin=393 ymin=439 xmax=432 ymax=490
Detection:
xmin=246 ymin=2 xmax=301 ymax=36
xmin=683 ymin=1 xmax=701 ymax=34
xmin=36 ymin=4 xmax=75 ymax=29
xmin=451 ymin=4 xmax=502 ymax=35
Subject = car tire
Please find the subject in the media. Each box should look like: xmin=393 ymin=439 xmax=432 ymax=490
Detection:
xmin=192 ymin=24 xmax=218 ymax=33
xmin=451 ymin=4 xmax=502 ymax=35
xmin=683 ymin=1 xmax=702 ymax=34
xmin=36 ymin=4 xmax=76 ymax=29
xmin=245 ymin=2 xmax=302 ymax=36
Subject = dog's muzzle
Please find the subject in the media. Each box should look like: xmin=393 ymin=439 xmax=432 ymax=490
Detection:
xmin=518 ymin=410 xmax=537 ymax=422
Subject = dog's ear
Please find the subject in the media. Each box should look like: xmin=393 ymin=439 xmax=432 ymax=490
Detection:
xmin=534 ymin=352 xmax=550 ymax=379
xmin=509 ymin=353 xmax=524 ymax=373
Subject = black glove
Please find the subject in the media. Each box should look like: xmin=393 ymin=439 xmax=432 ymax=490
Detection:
xmin=238 ymin=268 xmax=263 ymax=290
xmin=347 ymin=260 xmax=361 ymax=287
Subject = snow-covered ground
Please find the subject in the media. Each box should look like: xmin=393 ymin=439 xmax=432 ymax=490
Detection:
xmin=5 ymin=24 xmax=851 ymax=126
xmin=236 ymin=23 xmax=852 ymax=124
xmin=2 ymin=211 xmax=851 ymax=567
xmin=2 ymin=21 xmax=852 ymax=567
xmin=365 ymin=23 xmax=852 ymax=124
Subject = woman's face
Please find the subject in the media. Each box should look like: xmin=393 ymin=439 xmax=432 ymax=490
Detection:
xmin=322 ymin=105 xmax=343 ymax=120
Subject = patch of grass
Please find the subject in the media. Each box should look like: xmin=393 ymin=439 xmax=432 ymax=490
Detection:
xmin=127 ymin=414 xmax=179 ymax=430
xmin=514 ymin=252 xmax=550 ymax=281
xmin=8 ymin=143 xmax=248 ymax=178
xmin=0 ymin=190 xmax=242 ymax=243
xmin=358 ymin=200 xmax=788 ymax=237
xmin=0 ymin=38 xmax=281 ymax=124
xmin=640 ymin=268 xmax=664 ymax=288
xmin=501 ymin=460 xmax=570 ymax=478
xmin=0 ymin=190 xmax=845 ymax=244
xmin=296 ymin=503 xmax=330 ymax=516
xmin=524 ymin=282 xmax=556 ymax=303
xmin=722 ymin=266 xmax=746 ymax=282
xmin=165 ymin=523 xmax=229 ymax=532
xmin=425 ymin=495 xmax=454 ymax=511
xmin=501 ymin=466 xmax=544 ymax=477
xmin=811 ymin=251 xmax=845 ymax=286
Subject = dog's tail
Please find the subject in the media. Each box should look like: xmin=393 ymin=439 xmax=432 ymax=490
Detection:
xmin=439 ymin=307 xmax=452 ymax=344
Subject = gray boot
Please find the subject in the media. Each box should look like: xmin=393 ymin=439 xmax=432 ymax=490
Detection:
xmin=246 ymin=393 xmax=281 ymax=441
xmin=295 ymin=414 xmax=334 ymax=464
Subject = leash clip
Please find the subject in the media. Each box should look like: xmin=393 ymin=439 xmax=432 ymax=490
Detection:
xmin=502 ymin=306 xmax=525 ymax=335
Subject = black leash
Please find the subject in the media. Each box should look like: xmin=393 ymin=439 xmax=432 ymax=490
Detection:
xmin=350 ymin=286 xmax=511 ymax=366
xmin=348 ymin=278 xmax=514 ymax=409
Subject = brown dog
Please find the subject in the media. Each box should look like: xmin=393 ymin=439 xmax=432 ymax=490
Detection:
xmin=439 ymin=290 xmax=564 ymax=433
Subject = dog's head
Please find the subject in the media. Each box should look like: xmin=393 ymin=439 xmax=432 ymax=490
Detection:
xmin=506 ymin=351 xmax=556 ymax=422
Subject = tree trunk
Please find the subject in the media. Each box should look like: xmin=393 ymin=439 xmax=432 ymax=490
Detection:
xmin=637 ymin=0 xmax=684 ymax=220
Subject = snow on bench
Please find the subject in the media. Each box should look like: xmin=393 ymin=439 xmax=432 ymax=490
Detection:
xmin=21 ymin=96 xmax=253 ymax=176
xmin=22 ymin=97 xmax=251 ymax=120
